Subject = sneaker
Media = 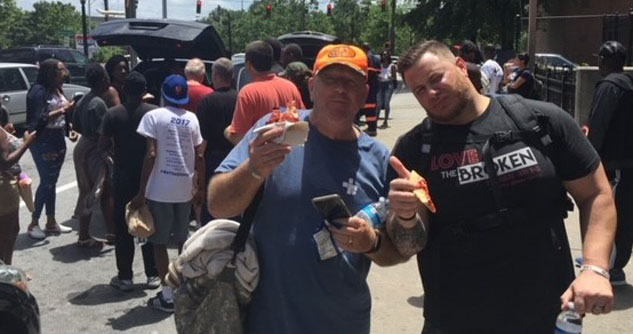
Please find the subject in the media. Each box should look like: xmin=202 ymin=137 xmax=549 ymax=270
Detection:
xmin=146 ymin=276 xmax=161 ymax=289
xmin=28 ymin=225 xmax=46 ymax=240
xmin=45 ymin=223 xmax=72 ymax=234
xmin=148 ymin=292 xmax=174 ymax=313
xmin=110 ymin=277 xmax=134 ymax=292
xmin=610 ymin=268 xmax=627 ymax=286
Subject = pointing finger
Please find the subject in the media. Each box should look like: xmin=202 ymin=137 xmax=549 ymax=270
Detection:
xmin=389 ymin=156 xmax=411 ymax=179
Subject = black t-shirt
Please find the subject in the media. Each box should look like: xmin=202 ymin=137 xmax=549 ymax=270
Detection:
xmin=387 ymin=97 xmax=600 ymax=330
xmin=100 ymin=101 xmax=157 ymax=186
xmin=508 ymin=68 xmax=534 ymax=98
xmin=196 ymin=87 xmax=237 ymax=154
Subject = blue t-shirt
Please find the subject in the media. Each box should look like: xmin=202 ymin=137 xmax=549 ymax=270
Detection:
xmin=216 ymin=110 xmax=390 ymax=334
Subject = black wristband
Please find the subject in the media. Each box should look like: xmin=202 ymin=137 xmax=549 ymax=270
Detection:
xmin=364 ymin=229 xmax=382 ymax=254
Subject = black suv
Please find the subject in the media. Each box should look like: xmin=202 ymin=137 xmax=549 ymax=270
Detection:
xmin=91 ymin=19 xmax=228 ymax=103
xmin=0 ymin=46 xmax=90 ymax=86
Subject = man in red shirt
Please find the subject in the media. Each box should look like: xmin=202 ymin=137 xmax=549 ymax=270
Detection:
xmin=183 ymin=58 xmax=213 ymax=113
xmin=224 ymin=40 xmax=304 ymax=145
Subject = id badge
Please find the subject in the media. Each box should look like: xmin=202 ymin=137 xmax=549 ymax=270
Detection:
xmin=313 ymin=225 xmax=339 ymax=261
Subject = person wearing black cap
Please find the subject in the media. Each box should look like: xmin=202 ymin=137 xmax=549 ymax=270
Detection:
xmin=98 ymin=71 xmax=160 ymax=292
xmin=587 ymin=40 xmax=633 ymax=286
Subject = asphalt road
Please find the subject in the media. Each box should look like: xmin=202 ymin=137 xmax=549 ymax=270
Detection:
xmin=11 ymin=89 xmax=633 ymax=333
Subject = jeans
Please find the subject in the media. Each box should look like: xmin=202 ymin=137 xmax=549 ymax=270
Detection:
xmin=609 ymin=168 xmax=633 ymax=270
xmin=376 ymin=81 xmax=394 ymax=121
xmin=30 ymin=129 xmax=66 ymax=220
xmin=113 ymin=178 xmax=158 ymax=280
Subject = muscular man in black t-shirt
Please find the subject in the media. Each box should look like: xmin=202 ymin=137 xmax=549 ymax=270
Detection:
xmin=386 ymin=41 xmax=616 ymax=333
xmin=98 ymin=72 xmax=159 ymax=291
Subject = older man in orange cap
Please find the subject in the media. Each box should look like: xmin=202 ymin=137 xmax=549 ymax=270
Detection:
xmin=209 ymin=44 xmax=404 ymax=333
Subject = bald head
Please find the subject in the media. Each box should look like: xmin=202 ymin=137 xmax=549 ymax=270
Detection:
xmin=398 ymin=40 xmax=456 ymax=83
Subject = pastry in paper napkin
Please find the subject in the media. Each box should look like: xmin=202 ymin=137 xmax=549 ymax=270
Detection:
xmin=253 ymin=121 xmax=309 ymax=146
xmin=409 ymin=170 xmax=437 ymax=213
xmin=253 ymin=101 xmax=309 ymax=146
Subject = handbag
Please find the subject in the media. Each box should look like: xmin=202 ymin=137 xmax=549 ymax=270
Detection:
xmin=0 ymin=175 xmax=20 ymax=216
xmin=172 ymin=186 xmax=264 ymax=334
xmin=125 ymin=202 xmax=155 ymax=238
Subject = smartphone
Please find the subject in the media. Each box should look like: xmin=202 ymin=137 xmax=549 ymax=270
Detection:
xmin=311 ymin=194 xmax=351 ymax=228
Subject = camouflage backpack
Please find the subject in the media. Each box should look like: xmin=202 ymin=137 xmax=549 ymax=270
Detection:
xmin=173 ymin=266 xmax=251 ymax=334
xmin=172 ymin=187 xmax=264 ymax=334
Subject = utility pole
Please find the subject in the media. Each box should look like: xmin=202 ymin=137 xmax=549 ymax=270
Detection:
xmin=227 ymin=12 xmax=233 ymax=55
xmin=125 ymin=0 xmax=137 ymax=18
xmin=528 ymin=0 xmax=537 ymax=60
xmin=389 ymin=0 xmax=396 ymax=55
xmin=104 ymin=0 xmax=109 ymax=21
xmin=80 ymin=0 xmax=89 ymax=57
xmin=163 ymin=0 xmax=167 ymax=18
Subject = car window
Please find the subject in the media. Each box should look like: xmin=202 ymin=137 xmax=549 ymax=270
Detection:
xmin=0 ymin=68 xmax=28 ymax=92
xmin=0 ymin=49 xmax=36 ymax=63
xmin=37 ymin=50 xmax=55 ymax=62
xmin=51 ymin=49 xmax=76 ymax=63
xmin=21 ymin=67 xmax=38 ymax=85
xmin=69 ymin=50 xmax=89 ymax=65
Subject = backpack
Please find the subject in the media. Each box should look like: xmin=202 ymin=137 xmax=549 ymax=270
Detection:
xmin=418 ymin=94 xmax=573 ymax=228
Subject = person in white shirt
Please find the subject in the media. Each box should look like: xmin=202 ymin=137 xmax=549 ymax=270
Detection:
xmin=131 ymin=74 xmax=205 ymax=313
xmin=480 ymin=44 xmax=504 ymax=95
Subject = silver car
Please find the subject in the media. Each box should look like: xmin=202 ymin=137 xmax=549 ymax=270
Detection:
xmin=0 ymin=63 xmax=89 ymax=127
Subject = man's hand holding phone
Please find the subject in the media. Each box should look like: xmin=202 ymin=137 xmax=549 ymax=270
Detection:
xmin=312 ymin=194 xmax=378 ymax=253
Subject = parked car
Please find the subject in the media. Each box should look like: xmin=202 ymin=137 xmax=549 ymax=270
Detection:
xmin=535 ymin=53 xmax=578 ymax=70
xmin=0 ymin=46 xmax=90 ymax=86
xmin=0 ymin=63 xmax=89 ymax=128
xmin=278 ymin=31 xmax=339 ymax=69
xmin=0 ymin=261 xmax=40 ymax=334
xmin=91 ymin=19 xmax=229 ymax=104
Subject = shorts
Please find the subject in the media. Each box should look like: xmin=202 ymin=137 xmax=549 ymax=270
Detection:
xmin=147 ymin=199 xmax=192 ymax=245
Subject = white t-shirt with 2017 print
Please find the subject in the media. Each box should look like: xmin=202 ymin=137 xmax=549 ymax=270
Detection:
xmin=137 ymin=106 xmax=203 ymax=203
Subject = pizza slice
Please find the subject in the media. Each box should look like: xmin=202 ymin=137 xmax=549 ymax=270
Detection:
xmin=409 ymin=170 xmax=437 ymax=213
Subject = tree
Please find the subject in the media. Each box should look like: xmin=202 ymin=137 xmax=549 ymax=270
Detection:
xmin=0 ymin=0 xmax=30 ymax=49
xmin=26 ymin=1 xmax=82 ymax=46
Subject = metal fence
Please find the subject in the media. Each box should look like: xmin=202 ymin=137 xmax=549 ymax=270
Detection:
xmin=534 ymin=66 xmax=576 ymax=117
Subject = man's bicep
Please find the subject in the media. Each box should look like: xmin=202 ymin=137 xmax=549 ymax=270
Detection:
xmin=563 ymin=163 xmax=610 ymax=205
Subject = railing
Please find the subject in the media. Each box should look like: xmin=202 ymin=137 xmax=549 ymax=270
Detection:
xmin=534 ymin=66 xmax=577 ymax=117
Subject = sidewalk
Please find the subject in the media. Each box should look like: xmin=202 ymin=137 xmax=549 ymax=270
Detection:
xmin=367 ymin=89 xmax=633 ymax=333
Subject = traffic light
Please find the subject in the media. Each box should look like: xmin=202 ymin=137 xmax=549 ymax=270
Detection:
xmin=327 ymin=3 xmax=332 ymax=16
xmin=380 ymin=0 xmax=386 ymax=12
xmin=196 ymin=0 xmax=201 ymax=15
xmin=266 ymin=3 xmax=272 ymax=19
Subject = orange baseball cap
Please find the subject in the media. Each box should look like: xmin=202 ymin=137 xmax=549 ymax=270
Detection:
xmin=313 ymin=44 xmax=368 ymax=78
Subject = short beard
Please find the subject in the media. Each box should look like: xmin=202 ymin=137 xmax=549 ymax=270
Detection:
xmin=426 ymin=83 xmax=470 ymax=124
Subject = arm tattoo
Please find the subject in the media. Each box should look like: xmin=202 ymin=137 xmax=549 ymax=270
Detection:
xmin=387 ymin=215 xmax=428 ymax=258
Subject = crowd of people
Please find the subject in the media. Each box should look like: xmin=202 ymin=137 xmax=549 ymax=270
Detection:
xmin=0 ymin=35 xmax=629 ymax=333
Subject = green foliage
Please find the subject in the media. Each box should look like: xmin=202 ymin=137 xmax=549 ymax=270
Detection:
xmin=403 ymin=0 xmax=554 ymax=50
xmin=0 ymin=0 xmax=81 ymax=49
xmin=91 ymin=46 xmax=127 ymax=63
xmin=200 ymin=0 xmax=416 ymax=55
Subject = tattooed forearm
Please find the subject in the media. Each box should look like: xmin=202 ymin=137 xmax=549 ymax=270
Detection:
xmin=386 ymin=214 xmax=428 ymax=258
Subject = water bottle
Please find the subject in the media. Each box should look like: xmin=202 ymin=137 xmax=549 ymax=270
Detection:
xmin=355 ymin=197 xmax=389 ymax=229
xmin=554 ymin=302 xmax=582 ymax=334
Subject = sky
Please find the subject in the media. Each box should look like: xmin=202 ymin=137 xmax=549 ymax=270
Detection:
xmin=17 ymin=0 xmax=252 ymax=21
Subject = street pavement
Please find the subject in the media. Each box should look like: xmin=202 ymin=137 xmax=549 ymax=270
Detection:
xmin=11 ymin=88 xmax=633 ymax=333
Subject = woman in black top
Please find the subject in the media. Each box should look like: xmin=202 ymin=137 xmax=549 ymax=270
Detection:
xmin=506 ymin=53 xmax=535 ymax=98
